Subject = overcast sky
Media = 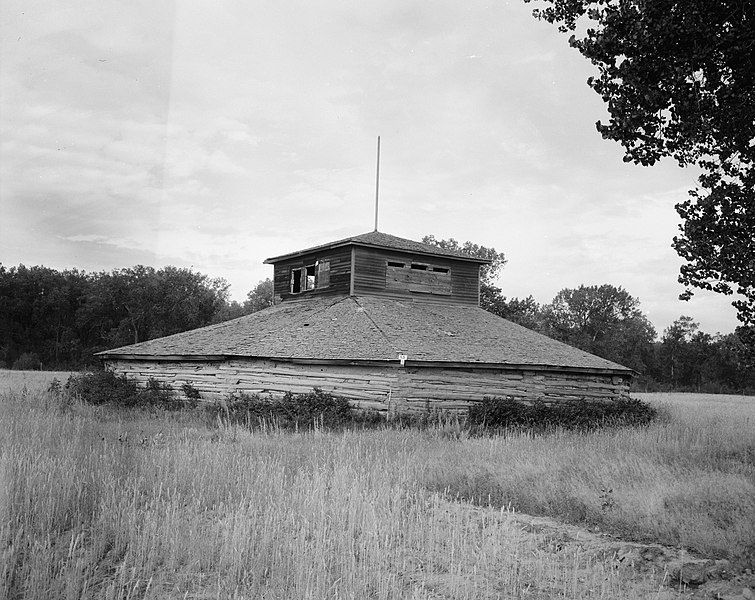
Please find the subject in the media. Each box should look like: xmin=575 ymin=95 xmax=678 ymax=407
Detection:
xmin=0 ymin=0 xmax=740 ymax=337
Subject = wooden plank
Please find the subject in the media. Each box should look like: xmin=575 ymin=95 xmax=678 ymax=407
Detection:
xmin=107 ymin=358 xmax=630 ymax=410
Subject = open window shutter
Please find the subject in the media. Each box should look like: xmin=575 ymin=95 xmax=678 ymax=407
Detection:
xmin=317 ymin=261 xmax=330 ymax=288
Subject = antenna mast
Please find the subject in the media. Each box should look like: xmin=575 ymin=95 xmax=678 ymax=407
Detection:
xmin=374 ymin=136 xmax=380 ymax=232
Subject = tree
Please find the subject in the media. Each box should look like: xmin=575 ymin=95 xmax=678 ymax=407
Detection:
xmin=245 ymin=278 xmax=275 ymax=313
xmin=212 ymin=278 xmax=274 ymax=323
xmin=708 ymin=332 xmax=755 ymax=392
xmin=524 ymin=0 xmax=755 ymax=328
xmin=0 ymin=264 xmax=90 ymax=368
xmin=481 ymin=288 xmax=546 ymax=331
xmin=542 ymin=284 xmax=656 ymax=371
xmin=659 ymin=316 xmax=699 ymax=387
xmin=421 ymin=235 xmax=506 ymax=287
xmin=211 ymin=300 xmax=248 ymax=324
xmin=90 ymin=266 xmax=228 ymax=347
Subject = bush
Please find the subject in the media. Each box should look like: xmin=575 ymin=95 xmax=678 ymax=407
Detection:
xmin=467 ymin=395 xmax=657 ymax=434
xmin=140 ymin=377 xmax=183 ymax=410
xmin=12 ymin=352 xmax=41 ymax=370
xmin=207 ymin=388 xmax=383 ymax=431
xmin=182 ymin=382 xmax=202 ymax=402
xmin=63 ymin=370 xmax=185 ymax=410
xmin=65 ymin=370 xmax=139 ymax=406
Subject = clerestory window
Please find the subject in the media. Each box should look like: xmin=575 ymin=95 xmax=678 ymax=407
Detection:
xmin=386 ymin=260 xmax=451 ymax=295
xmin=290 ymin=261 xmax=330 ymax=294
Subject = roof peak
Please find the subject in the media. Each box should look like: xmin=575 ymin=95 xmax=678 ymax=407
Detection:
xmin=265 ymin=230 xmax=491 ymax=264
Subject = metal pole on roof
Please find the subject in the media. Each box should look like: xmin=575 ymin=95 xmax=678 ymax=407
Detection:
xmin=374 ymin=136 xmax=380 ymax=232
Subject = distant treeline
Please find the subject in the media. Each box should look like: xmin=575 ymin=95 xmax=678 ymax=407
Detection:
xmin=0 ymin=264 xmax=271 ymax=370
xmin=482 ymin=283 xmax=755 ymax=395
xmin=1 ymin=264 xmax=753 ymax=394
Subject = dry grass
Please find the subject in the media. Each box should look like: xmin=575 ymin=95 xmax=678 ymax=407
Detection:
xmin=419 ymin=393 xmax=755 ymax=566
xmin=2 ymin=372 xmax=752 ymax=599
xmin=0 ymin=369 xmax=73 ymax=395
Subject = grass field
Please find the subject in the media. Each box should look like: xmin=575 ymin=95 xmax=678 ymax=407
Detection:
xmin=2 ymin=371 xmax=753 ymax=599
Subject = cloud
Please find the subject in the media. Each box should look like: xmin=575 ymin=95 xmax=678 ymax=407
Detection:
xmin=0 ymin=0 xmax=742 ymax=333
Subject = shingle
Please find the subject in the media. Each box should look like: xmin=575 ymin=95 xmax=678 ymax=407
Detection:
xmin=99 ymin=295 xmax=631 ymax=373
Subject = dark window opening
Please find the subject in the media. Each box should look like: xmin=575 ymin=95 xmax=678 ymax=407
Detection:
xmin=387 ymin=261 xmax=405 ymax=268
xmin=431 ymin=267 xmax=449 ymax=273
xmin=410 ymin=263 xmax=428 ymax=270
xmin=291 ymin=268 xmax=303 ymax=293
xmin=290 ymin=260 xmax=330 ymax=294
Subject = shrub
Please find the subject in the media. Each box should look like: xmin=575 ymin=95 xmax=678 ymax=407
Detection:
xmin=65 ymin=370 xmax=139 ymax=406
xmin=181 ymin=382 xmax=202 ymax=402
xmin=140 ymin=377 xmax=182 ymax=410
xmin=12 ymin=352 xmax=41 ymax=370
xmin=207 ymin=388 xmax=383 ymax=431
xmin=63 ymin=370 xmax=185 ymax=410
xmin=467 ymin=395 xmax=657 ymax=434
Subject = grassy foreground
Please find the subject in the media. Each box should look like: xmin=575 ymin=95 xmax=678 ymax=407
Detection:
xmin=1 ymin=371 xmax=754 ymax=599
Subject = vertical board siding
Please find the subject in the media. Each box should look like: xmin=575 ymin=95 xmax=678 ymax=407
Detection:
xmin=107 ymin=359 xmax=629 ymax=413
xmin=273 ymin=246 xmax=352 ymax=301
xmin=353 ymin=247 xmax=480 ymax=304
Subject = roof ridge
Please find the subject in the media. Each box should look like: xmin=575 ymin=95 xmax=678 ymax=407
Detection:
xmin=352 ymin=296 xmax=401 ymax=357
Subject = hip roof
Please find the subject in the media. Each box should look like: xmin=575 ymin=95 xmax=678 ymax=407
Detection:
xmin=264 ymin=231 xmax=491 ymax=264
xmin=98 ymin=295 xmax=632 ymax=374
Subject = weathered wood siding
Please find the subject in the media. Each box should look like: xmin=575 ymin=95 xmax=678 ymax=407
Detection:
xmin=352 ymin=247 xmax=480 ymax=304
xmin=273 ymin=246 xmax=352 ymax=301
xmin=394 ymin=367 xmax=630 ymax=412
xmin=106 ymin=358 xmax=630 ymax=413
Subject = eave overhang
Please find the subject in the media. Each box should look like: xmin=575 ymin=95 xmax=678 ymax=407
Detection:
xmin=264 ymin=238 xmax=491 ymax=265
xmin=98 ymin=352 xmax=635 ymax=377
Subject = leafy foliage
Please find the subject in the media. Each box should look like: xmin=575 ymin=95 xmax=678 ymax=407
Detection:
xmin=479 ymin=281 xmax=754 ymax=392
xmin=12 ymin=352 xmax=41 ymax=371
xmin=542 ymin=284 xmax=656 ymax=372
xmin=0 ymin=263 xmax=230 ymax=368
xmin=62 ymin=370 xmax=188 ymax=410
xmin=421 ymin=235 xmax=507 ymax=286
xmin=481 ymin=289 xmax=547 ymax=331
xmin=468 ymin=395 xmax=658 ymax=433
xmin=245 ymin=277 xmax=275 ymax=313
xmin=91 ymin=265 xmax=229 ymax=347
xmin=646 ymin=316 xmax=755 ymax=392
xmin=181 ymin=382 xmax=202 ymax=401
xmin=205 ymin=388 xmax=382 ymax=430
xmin=524 ymin=0 xmax=755 ymax=328
xmin=64 ymin=370 xmax=139 ymax=406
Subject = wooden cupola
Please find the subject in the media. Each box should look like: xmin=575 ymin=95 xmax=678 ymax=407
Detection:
xmin=264 ymin=231 xmax=490 ymax=306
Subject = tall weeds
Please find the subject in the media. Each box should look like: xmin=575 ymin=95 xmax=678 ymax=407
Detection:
xmin=2 ymin=381 xmax=752 ymax=598
xmin=416 ymin=394 xmax=755 ymax=566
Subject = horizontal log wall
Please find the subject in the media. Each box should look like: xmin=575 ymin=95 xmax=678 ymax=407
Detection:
xmin=394 ymin=368 xmax=629 ymax=412
xmin=106 ymin=359 xmax=630 ymax=413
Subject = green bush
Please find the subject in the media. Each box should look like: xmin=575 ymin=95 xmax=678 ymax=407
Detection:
xmin=467 ymin=395 xmax=657 ymax=434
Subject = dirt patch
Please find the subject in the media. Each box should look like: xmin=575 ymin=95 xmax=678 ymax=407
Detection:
xmin=501 ymin=508 xmax=755 ymax=599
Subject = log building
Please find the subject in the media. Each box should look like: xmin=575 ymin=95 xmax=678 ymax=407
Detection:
xmin=98 ymin=231 xmax=633 ymax=412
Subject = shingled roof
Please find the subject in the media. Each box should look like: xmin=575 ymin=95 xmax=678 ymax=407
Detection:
xmin=264 ymin=231 xmax=491 ymax=264
xmin=98 ymin=295 xmax=631 ymax=374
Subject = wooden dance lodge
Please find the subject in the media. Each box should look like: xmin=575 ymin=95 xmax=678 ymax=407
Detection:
xmin=98 ymin=231 xmax=633 ymax=412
